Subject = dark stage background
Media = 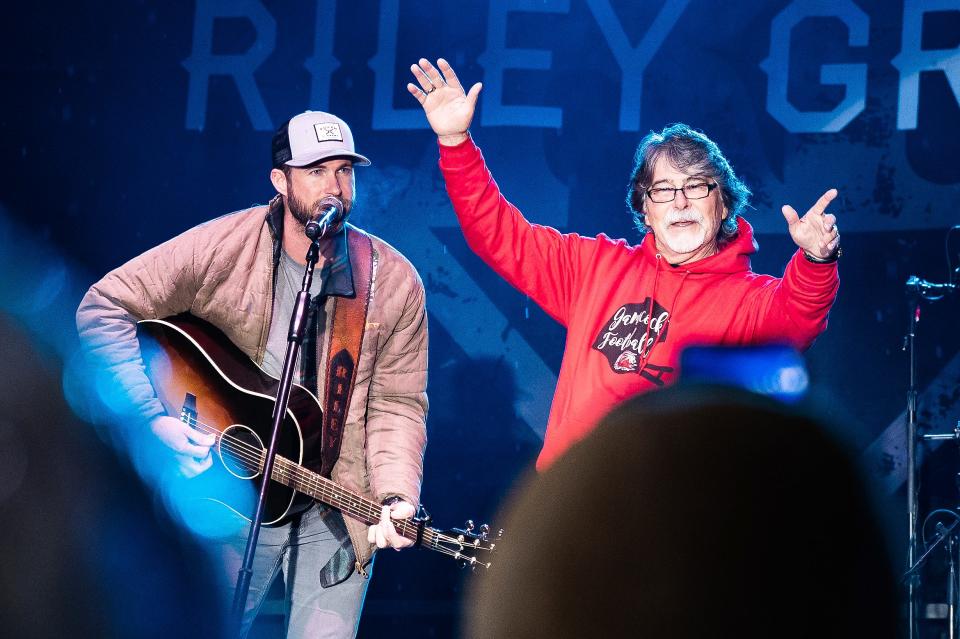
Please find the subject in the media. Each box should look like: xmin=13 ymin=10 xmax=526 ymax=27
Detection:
xmin=2 ymin=1 xmax=960 ymax=636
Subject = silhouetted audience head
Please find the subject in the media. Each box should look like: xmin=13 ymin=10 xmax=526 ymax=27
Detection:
xmin=466 ymin=384 xmax=898 ymax=638
xmin=0 ymin=314 xmax=227 ymax=638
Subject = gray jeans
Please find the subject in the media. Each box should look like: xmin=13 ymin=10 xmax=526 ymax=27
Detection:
xmin=207 ymin=504 xmax=373 ymax=639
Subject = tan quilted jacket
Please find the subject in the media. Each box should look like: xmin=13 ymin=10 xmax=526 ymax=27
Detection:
xmin=76 ymin=199 xmax=428 ymax=570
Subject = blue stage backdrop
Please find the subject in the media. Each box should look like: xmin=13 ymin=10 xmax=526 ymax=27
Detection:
xmin=2 ymin=1 xmax=960 ymax=636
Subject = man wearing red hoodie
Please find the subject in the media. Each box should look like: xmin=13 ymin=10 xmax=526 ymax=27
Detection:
xmin=407 ymin=59 xmax=840 ymax=471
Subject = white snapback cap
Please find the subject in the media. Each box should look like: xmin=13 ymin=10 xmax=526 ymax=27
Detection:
xmin=272 ymin=111 xmax=371 ymax=168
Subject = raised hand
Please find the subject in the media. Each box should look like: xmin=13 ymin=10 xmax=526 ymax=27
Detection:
xmin=781 ymin=188 xmax=841 ymax=260
xmin=407 ymin=58 xmax=482 ymax=145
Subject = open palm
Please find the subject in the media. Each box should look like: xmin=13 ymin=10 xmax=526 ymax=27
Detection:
xmin=407 ymin=58 xmax=482 ymax=139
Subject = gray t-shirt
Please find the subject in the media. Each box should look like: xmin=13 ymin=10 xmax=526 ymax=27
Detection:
xmin=261 ymin=249 xmax=324 ymax=380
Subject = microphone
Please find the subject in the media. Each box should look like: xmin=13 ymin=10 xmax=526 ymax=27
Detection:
xmin=905 ymin=275 xmax=956 ymax=293
xmin=304 ymin=196 xmax=345 ymax=241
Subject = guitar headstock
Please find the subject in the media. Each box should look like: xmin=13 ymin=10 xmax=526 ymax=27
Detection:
xmin=431 ymin=519 xmax=503 ymax=570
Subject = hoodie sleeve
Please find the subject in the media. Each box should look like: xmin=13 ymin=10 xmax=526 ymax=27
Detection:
xmin=749 ymin=249 xmax=839 ymax=351
xmin=438 ymin=135 xmax=590 ymax=327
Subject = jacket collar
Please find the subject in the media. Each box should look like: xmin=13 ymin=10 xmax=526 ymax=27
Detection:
xmin=266 ymin=195 xmax=356 ymax=298
xmin=317 ymin=225 xmax=355 ymax=298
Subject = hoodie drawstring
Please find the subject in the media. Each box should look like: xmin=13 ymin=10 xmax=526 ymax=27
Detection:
xmin=636 ymin=255 xmax=691 ymax=379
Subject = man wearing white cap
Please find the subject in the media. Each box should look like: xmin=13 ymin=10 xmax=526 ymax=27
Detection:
xmin=77 ymin=111 xmax=428 ymax=638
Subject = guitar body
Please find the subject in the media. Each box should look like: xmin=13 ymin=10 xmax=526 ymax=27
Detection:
xmin=137 ymin=314 xmax=321 ymax=525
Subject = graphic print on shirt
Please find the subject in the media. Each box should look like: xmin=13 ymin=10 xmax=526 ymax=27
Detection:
xmin=592 ymin=300 xmax=674 ymax=383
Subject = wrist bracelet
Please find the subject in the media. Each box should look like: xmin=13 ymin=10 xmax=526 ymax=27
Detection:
xmin=803 ymin=247 xmax=841 ymax=264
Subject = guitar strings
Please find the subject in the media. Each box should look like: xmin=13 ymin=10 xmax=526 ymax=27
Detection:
xmin=177 ymin=415 xmax=483 ymax=557
xmin=184 ymin=414 xmax=385 ymax=523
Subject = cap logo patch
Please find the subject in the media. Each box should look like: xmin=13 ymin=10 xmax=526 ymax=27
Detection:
xmin=314 ymin=122 xmax=344 ymax=143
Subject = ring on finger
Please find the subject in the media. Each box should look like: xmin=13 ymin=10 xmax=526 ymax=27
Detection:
xmin=424 ymin=85 xmax=436 ymax=94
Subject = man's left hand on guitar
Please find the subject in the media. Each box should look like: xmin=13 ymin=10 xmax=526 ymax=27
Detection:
xmin=368 ymin=500 xmax=416 ymax=550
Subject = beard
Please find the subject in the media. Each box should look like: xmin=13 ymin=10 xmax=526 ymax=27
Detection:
xmin=286 ymin=185 xmax=352 ymax=229
xmin=658 ymin=206 xmax=709 ymax=255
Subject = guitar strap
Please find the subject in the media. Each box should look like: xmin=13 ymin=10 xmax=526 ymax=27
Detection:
xmin=319 ymin=228 xmax=374 ymax=479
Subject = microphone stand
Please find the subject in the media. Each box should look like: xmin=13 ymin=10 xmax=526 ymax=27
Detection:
xmin=230 ymin=228 xmax=324 ymax=632
xmin=906 ymin=292 xmax=921 ymax=639
xmin=904 ymin=274 xmax=957 ymax=639
xmin=950 ymin=532 xmax=957 ymax=639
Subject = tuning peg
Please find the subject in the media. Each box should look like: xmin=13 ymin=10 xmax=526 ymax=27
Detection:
xmin=464 ymin=519 xmax=475 ymax=532
xmin=480 ymin=523 xmax=490 ymax=537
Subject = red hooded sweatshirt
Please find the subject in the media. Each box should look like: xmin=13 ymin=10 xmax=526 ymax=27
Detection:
xmin=439 ymin=136 xmax=839 ymax=470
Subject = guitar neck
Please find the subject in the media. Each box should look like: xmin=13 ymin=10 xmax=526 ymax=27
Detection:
xmin=266 ymin=453 xmax=438 ymax=547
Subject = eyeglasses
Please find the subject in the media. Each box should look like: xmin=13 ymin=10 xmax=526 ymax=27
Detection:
xmin=645 ymin=181 xmax=718 ymax=203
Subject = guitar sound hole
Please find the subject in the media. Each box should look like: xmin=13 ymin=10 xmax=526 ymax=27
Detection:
xmin=218 ymin=424 xmax=264 ymax=480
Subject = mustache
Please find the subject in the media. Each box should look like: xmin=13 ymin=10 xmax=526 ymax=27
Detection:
xmin=665 ymin=208 xmax=703 ymax=225
xmin=286 ymin=193 xmax=353 ymax=229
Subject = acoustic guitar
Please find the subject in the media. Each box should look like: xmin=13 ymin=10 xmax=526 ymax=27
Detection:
xmin=137 ymin=313 xmax=498 ymax=568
